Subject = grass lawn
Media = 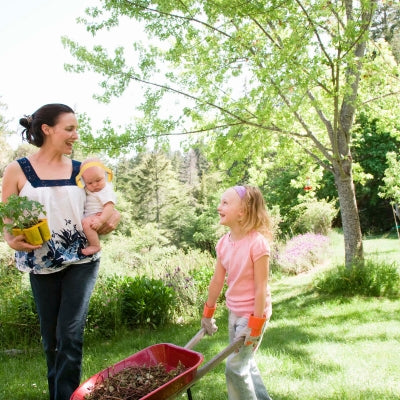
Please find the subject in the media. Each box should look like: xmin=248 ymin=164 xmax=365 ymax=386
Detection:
xmin=1 ymin=232 xmax=400 ymax=399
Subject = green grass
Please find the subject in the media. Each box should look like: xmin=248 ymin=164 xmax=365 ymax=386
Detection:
xmin=1 ymin=232 xmax=400 ymax=400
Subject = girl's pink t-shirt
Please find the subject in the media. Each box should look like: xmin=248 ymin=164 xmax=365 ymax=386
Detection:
xmin=216 ymin=230 xmax=272 ymax=319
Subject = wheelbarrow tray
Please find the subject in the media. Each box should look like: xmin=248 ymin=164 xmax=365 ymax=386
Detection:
xmin=70 ymin=343 xmax=204 ymax=400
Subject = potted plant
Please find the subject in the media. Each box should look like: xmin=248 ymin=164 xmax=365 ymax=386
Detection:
xmin=0 ymin=194 xmax=51 ymax=245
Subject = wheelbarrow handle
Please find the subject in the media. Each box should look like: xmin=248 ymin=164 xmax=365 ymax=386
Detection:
xmin=184 ymin=328 xmax=206 ymax=349
xmin=193 ymin=336 xmax=245 ymax=382
xmin=170 ymin=336 xmax=245 ymax=398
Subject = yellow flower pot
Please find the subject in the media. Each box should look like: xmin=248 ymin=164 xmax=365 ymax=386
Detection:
xmin=12 ymin=219 xmax=51 ymax=246
xmin=38 ymin=219 xmax=51 ymax=242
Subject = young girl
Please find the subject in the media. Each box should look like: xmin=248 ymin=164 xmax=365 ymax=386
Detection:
xmin=201 ymin=185 xmax=273 ymax=400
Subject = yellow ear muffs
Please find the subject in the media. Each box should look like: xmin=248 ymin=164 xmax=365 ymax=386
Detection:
xmin=75 ymin=161 xmax=113 ymax=188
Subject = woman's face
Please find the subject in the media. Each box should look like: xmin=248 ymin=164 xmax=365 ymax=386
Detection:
xmin=43 ymin=112 xmax=78 ymax=155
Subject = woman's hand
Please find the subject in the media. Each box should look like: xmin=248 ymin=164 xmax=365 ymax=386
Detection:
xmin=97 ymin=209 xmax=121 ymax=235
xmin=5 ymin=232 xmax=42 ymax=252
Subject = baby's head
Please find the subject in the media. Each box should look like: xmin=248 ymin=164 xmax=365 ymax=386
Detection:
xmin=82 ymin=164 xmax=107 ymax=193
xmin=77 ymin=158 xmax=112 ymax=192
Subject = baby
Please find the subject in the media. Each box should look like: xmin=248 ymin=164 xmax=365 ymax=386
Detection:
xmin=76 ymin=158 xmax=117 ymax=256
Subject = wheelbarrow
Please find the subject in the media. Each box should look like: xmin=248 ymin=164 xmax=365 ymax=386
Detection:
xmin=70 ymin=328 xmax=244 ymax=400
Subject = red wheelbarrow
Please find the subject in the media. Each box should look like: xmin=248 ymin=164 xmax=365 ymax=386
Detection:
xmin=70 ymin=328 xmax=244 ymax=400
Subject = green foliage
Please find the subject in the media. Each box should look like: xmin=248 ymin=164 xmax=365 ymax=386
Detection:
xmin=62 ymin=0 xmax=400 ymax=265
xmin=189 ymin=212 xmax=220 ymax=256
xmin=3 ymin=263 xmax=400 ymax=400
xmin=314 ymin=259 xmax=400 ymax=297
xmin=157 ymin=252 xmax=217 ymax=320
xmin=0 ymin=102 xmax=13 ymax=174
xmin=87 ymin=274 xmax=175 ymax=336
xmin=0 ymin=246 xmax=40 ymax=348
xmin=0 ymin=194 xmax=46 ymax=232
xmin=120 ymin=276 xmax=175 ymax=328
xmin=380 ymin=151 xmax=400 ymax=205
xmin=161 ymin=266 xmax=199 ymax=319
xmin=292 ymin=199 xmax=338 ymax=236
xmin=113 ymin=151 xmax=225 ymax=253
xmin=86 ymin=274 xmax=123 ymax=338
xmin=317 ymin=113 xmax=400 ymax=233
xmin=87 ymin=246 xmax=216 ymax=337
xmin=371 ymin=2 xmax=400 ymax=64
xmin=351 ymin=115 xmax=400 ymax=232
xmin=0 ymin=287 xmax=39 ymax=348
xmin=118 ymin=152 xmax=198 ymax=248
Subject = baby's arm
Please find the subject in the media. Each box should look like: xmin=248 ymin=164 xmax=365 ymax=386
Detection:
xmin=91 ymin=202 xmax=115 ymax=231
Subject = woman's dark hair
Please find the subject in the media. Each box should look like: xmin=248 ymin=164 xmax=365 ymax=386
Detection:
xmin=19 ymin=103 xmax=75 ymax=147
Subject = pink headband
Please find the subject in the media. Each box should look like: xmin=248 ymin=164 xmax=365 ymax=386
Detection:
xmin=233 ymin=185 xmax=246 ymax=199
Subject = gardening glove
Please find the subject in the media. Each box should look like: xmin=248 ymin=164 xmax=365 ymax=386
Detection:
xmin=238 ymin=314 xmax=267 ymax=348
xmin=201 ymin=303 xmax=218 ymax=336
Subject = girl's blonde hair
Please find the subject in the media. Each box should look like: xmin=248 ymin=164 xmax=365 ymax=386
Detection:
xmin=238 ymin=185 xmax=273 ymax=241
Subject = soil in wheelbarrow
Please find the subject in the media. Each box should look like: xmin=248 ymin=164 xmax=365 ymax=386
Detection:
xmin=84 ymin=361 xmax=186 ymax=400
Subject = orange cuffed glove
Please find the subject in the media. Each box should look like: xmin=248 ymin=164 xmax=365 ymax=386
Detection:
xmin=201 ymin=303 xmax=218 ymax=335
xmin=239 ymin=314 xmax=267 ymax=348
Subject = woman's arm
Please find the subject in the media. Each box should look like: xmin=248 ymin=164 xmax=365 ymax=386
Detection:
xmin=1 ymin=161 xmax=23 ymax=202
xmin=96 ymin=208 xmax=121 ymax=235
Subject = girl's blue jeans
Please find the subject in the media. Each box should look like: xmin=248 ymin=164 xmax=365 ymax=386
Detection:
xmin=226 ymin=311 xmax=272 ymax=400
xmin=30 ymin=260 xmax=99 ymax=400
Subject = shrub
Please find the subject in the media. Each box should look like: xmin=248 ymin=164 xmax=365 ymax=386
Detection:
xmin=120 ymin=276 xmax=175 ymax=328
xmin=313 ymin=259 xmax=400 ymax=297
xmin=155 ymin=249 xmax=217 ymax=320
xmin=162 ymin=266 xmax=198 ymax=319
xmin=86 ymin=274 xmax=123 ymax=338
xmin=0 ymin=286 xmax=40 ymax=349
xmin=274 ymin=233 xmax=330 ymax=275
xmin=0 ymin=244 xmax=40 ymax=348
xmin=160 ymin=262 xmax=218 ymax=321
xmin=87 ymin=248 xmax=216 ymax=337
xmin=292 ymin=199 xmax=338 ymax=235
xmin=87 ymin=274 xmax=175 ymax=334
xmin=190 ymin=264 xmax=216 ymax=303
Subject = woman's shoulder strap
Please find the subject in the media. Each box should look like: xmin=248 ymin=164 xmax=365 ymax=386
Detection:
xmin=16 ymin=157 xmax=41 ymax=186
xmin=71 ymin=159 xmax=82 ymax=180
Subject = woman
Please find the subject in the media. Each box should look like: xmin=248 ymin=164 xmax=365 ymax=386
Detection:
xmin=1 ymin=103 xmax=120 ymax=400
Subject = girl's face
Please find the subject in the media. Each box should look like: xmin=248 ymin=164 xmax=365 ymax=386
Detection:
xmin=42 ymin=112 xmax=78 ymax=155
xmin=217 ymin=188 xmax=244 ymax=228
xmin=82 ymin=166 xmax=106 ymax=193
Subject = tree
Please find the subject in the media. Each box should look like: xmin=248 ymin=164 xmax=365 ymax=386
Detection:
xmin=0 ymin=101 xmax=13 ymax=176
xmin=371 ymin=1 xmax=400 ymax=63
xmin=63 ymin=0 xmax=400 ymax=266
xmin=121 ymin=152 xmax=197 ymax=245
xmin=380 ymin=151 xmax=400 ymax=206
xmin=129 ymin=152 xmax=175 ymax=223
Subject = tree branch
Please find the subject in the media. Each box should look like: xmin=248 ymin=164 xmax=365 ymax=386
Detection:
xmin=362 ymin=89 xmax=400 ymax=105
xmin=295 ymin=0 xmax=334 ymax=67
xmin=123 ymin=0 xmax=233 ymax=38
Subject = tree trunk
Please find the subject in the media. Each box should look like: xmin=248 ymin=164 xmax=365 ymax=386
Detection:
xmin=333 ymin=159 xmax=364 ymax=267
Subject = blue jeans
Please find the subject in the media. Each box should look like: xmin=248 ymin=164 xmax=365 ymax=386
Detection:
xmin=30 ymin=260 xmax=99 ymax=400
xmin=226 ymin=311 xmax=272 ymax=400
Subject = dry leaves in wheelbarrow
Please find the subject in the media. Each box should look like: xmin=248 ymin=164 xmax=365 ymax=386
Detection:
xmin=84 ymin=361 xmax=186 ymax=400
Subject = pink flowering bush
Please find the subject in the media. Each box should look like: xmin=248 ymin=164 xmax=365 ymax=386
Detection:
xmin=275 ymin=233 xmax=330 ymax=275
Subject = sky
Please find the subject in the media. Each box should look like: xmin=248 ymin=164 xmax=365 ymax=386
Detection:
xmin=0 ymin=0 xmax=146 ymax=146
